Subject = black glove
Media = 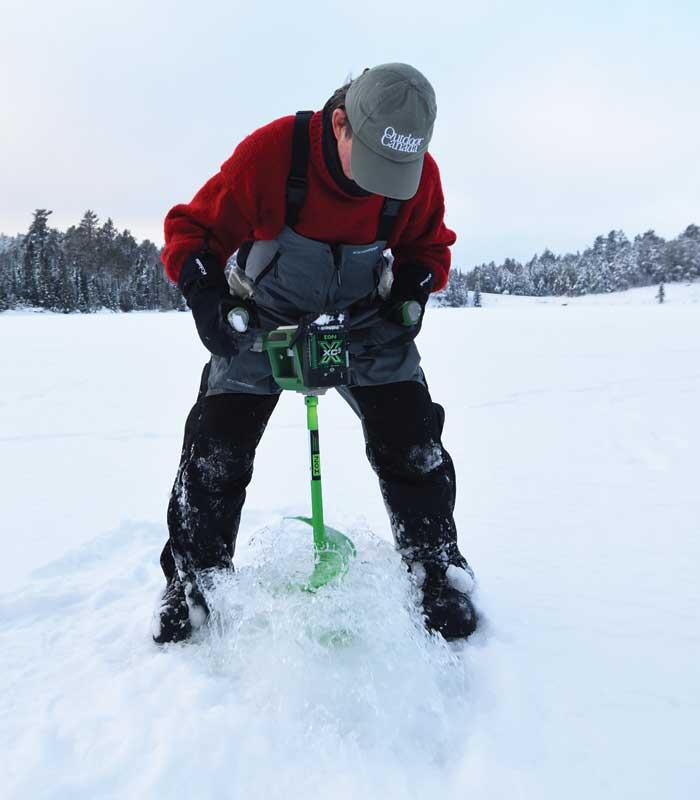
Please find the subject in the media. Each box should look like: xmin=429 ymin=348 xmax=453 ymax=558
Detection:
xmin=381 ymin=263 xmax=434 ymax=335
xmin=390 ymin=263 xmax=435 ymax=308
xmin=178 ymin=253 xmax=258 ymax=357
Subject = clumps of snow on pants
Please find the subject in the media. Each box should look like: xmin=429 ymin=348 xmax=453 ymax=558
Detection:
xmin=407 ymin=440 xmax=444 ymax=474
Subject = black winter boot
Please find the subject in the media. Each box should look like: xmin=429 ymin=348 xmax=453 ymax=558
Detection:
xmin=151 ymin=571 xmax=213 ymax=645
xmin=151 ymin=575 xmax=192 ymax=644
xmin=413 ymin=560 xmax=478 ymax=641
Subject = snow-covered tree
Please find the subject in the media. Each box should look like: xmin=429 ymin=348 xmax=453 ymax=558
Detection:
xmin=634 ymin=230 xmax=668 ymax=284
xmin=2 ymin=215 xmax=698 ymax=312
xmin=436 ymin=269 xmax=470 ymax=307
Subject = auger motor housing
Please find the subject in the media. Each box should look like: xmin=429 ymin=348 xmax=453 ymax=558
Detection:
xmin=264 ymin=313 xmax=349 ymax=393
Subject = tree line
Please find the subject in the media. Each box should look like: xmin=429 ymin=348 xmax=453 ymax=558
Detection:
xmin=437 ymin=225 xmax=700 ymax=307
xmin=1 ymin=211 xmax=698 ymax=313
xmin=0 ymin=210 xmax=182 ymax=313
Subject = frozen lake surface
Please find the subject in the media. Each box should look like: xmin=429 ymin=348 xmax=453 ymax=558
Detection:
xmin=1 ymin=284 xmax=698 ymax=799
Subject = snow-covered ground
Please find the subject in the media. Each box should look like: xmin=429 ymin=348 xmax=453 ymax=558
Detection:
xmin=434 ymin=279 xmax=700 ymax=308
xmin=1 ymin=285 xmax=699 ymax=799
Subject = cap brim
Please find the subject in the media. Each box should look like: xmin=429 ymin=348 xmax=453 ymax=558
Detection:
xmin=350 ymin=135 xmax=424 ymax=200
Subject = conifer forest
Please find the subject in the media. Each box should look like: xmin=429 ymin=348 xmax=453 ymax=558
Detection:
xmin=1 ymin=210 xmax=697 ymax=312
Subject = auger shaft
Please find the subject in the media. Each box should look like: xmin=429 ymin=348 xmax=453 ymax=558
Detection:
xmin=305 ymin=394 xmax=327 ymax=553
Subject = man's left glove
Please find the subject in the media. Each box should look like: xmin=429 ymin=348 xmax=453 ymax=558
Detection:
xmin=178 ymin=253 xmax=258 ymax=358
xmin=382 ymin=263 xmax=434 ymax=332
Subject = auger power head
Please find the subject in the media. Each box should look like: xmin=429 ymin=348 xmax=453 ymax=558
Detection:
xmin=263 ymin=312 xmax=349 ymax=393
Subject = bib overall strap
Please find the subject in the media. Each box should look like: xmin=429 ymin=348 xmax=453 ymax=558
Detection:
xmin=285 ymin=109 xmax=403 ymax=240
xmin=286 ymin=110 xmax=314 ymax=227
xmin=376 ymin=197 xmax=402 ymax=242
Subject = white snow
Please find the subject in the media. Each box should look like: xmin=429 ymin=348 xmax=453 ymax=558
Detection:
xmin=313 ymin=312 xmax=345 ymax=326
xmin=1 ymin=284 xmax=699 ymax=798
xmin=446 ymin=564 xmax=475 ymax=595
xmin=407 ymin=441 xmax=444 ymax=473
xmin=436 ymin=280 xmax=700 ymax=308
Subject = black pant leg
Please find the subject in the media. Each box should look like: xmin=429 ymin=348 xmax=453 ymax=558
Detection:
xmin=348 ymin=380 xmax=466 ymax=570
xmin=161 ymin=369 xmax=279 ymax=581
xmin=160 ymin=363 xmax=210 ymax=580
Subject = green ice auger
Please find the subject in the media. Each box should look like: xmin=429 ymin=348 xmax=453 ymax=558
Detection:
xmin=295 ymin=394 xmax=356 ymax=592
xmin=259 ymin=316 xmax=357 ymax=592
xmin=230 ymin=302 xmax=421 ymax=592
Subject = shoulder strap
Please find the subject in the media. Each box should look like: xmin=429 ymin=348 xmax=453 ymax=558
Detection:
xmin=285 ymin=110 xmax=314 ymax=227
xmin=376 ymin=197 xmax=402 ymax=242
xmin=286 ymin=110 xmax=403 ymax=240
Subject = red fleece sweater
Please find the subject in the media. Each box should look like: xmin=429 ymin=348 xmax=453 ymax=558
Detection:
xmin=162 ymin=111 xmax=456 ymax=290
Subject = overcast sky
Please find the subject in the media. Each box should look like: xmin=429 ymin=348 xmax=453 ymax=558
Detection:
xmin=2 ymin=0 xmax=698 ymax=267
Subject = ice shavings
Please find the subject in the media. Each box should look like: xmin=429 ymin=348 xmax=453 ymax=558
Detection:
xmin=313 ymin=312 xmax=345 ymax=326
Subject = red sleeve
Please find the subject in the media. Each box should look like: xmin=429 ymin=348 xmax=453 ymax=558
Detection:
xmin=389 ymin=153 xmax=457 ymax=291
xmin=161 ymin=116 xmax=293 ymax=284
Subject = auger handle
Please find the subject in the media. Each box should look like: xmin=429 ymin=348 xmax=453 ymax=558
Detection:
xmin=396 ymin=300 xmax=422 ymax=326
xmin=226 ymin=306 xmax=250 ymax=332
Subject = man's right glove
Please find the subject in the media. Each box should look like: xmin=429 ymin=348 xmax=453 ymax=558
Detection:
xmin=178 ymin=253 xmax=257 ymax=357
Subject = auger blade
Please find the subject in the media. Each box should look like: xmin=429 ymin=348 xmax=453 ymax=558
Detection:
xmin=290 ymin=517 xmax=356 ymax=592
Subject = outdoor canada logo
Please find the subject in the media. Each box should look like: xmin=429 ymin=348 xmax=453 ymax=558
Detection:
xmin=381 ymin=126 xmax=424 ymax=154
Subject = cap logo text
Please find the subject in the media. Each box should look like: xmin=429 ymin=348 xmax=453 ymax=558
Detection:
xmin=381 ymin=126 xmax=424 ymax=154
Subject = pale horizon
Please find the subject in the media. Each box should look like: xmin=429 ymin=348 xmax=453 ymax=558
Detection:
xmin=2 ymin=0 xmax=698 ymax=268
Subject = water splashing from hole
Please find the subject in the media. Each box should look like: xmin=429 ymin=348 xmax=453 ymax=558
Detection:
xmin=188 ymin=519 xmax=475 ymax=782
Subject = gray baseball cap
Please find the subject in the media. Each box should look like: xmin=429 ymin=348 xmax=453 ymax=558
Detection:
xmin=345 ymin=63 xmax=437 ymax=200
